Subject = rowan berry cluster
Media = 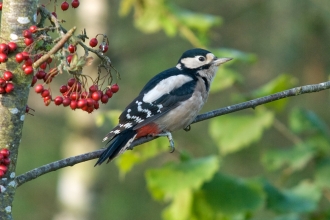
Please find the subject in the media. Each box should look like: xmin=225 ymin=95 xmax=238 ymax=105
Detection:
xmin=0 ymin=148 xmax=10 ymax=178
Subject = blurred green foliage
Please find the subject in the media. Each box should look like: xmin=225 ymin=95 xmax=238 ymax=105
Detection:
xmin=15 ymin=0 xmax=330 ymax=220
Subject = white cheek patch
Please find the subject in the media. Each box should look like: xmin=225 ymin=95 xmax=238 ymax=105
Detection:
xmin=181 ymin=53 xmax=215 ymax=69
xmin=143 ymin=75 xmax=193 ymax=103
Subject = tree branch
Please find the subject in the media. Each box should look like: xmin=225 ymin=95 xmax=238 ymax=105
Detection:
xmin=15 ymin=80 xmax=330 ymax=187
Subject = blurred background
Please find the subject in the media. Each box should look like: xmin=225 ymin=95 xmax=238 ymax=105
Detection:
xmin=13 ymin=0 xmax=330 ymax=219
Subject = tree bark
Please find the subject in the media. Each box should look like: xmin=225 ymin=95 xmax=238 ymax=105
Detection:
xmin=0 ymin=0 xmax=37 ymax=219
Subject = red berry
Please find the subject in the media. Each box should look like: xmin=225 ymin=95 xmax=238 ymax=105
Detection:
xmin=41 ymin=89 xmax=50 ymax=98
xmin=54 ymin=96 xmax=63 ymax=105
xmin=36 ymin=70 xmax=46 ymax=79
xmin=43 ymin=73 xmax=53 ymax=84
xmin=40 ymin=62 xmax=47 ymax=70
xmin=59 ymin=85 xmax=68 ymax=93
xmin=2 ymin=158 xmax=10 ymax=165
xmin=24 ymin=37 xmax=34 ymax=46
xmin=24 ymin=66 xmax=34 ymax=75
xmin=86 ymin=98 xmax=95 ymax=107
xmin=91 ymin=91 xmax=101 ymax=101
xmin=46 ymin=57 xmax=52 ymax=64
xmin=68 ymin=44 xmax=76 ymax=53
xmin=71 ymin=0 xmax=80 ymax=8
xmin=44 ymin=97 xmax=51 ymax=106
xmin=0 ymin=165 xmax=7 ymax=173
xmin=24 ymin=58 xmax=33 ymax=67
xmin=0 ymin=53 xmax=8 ymax=62
xmin=7 ymin=42 xmax=17 ymax=53
xmin=0 ymin=78 xmax=6 ymax=87
xmin=23 ymin=30 xmax=32 ymax=38
xmin=0 ymin=148 xmax=10 ymax=157
xmin=34 ymin=84 xmax=44 ymax=93
xmin=31 ymin=76 xmax=37 ymax=87
xmin=5 ymin=83 xmax=14 ymax=93
xmin=94 ymin=102 xmax=100 ymax=109
xmin=77 ymin=99 xmax=87 ymax=108
xmin=51 ymin=12 xmax=57 ymax=18
xmin=70 ymin=91 xmax=79 ymax=100
xmin=67 ymin=78 xmax=76 ymax=87
xmin=15 ymin=53 xmax=24 ymax=63
xmin=105 ymin=89 xmax=113 ymax=98
xmin=0 ymin=43 xmax=9 ymax=54
xmin=0 ymin=3 xmax=2 ymax=11
xmin=0 ymin=170 xmax=4 ymax=178
xmin=111 ymin=84 xmax=119 ymax=93
xmin=0 ymin=154 xmax=3 ymax=161
xmin=21 ymin=51 xmax=30 ymax=60
xmin=101 ymin=94 xmax=109 ymax=104
xmin=29 ymin=25 xmax=38 ymax=33
xmin=80 ymin=91 xmax=88 ymax=99
xmin=89 ymin=84 xmax=98 ymax=93
xmin=89 ymin=38 xmax=98 ymax=47
xmin=99 ymin=44 xmax=109 ymax=53
xmin=0 ymin=87 xmax=5 ymax=94
xmin=70 ymin=100 xmax=77 ymax=110
xmin=61 ymin=1 xmax=69 ymax=10
xmin=67 ymin=54 xmax=73 ymax=63
xmin=3 ymin=71 xmax=13 ymax=81
xmin=63 ymin=97 xmax=71 ymax=107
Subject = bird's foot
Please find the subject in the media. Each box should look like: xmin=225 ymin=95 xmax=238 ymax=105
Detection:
xmin=156 ymin=131 xmax=175 ymax=153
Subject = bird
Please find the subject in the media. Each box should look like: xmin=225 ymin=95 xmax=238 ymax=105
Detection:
xmin=95 ymin=48 xmax=232 ymax=166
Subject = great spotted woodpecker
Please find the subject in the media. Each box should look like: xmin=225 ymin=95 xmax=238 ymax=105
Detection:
xmin=95 ymin=48 xmax=232 ymax=165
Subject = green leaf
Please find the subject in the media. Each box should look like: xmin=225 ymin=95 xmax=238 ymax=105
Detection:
xmin=272 ymin=213 xmax=300 ymax=220
xmin=115 ymin=137 xmax=169 ymax=178
xmin=145 ymin=156 xmax=220 ymax=200
xmin=315 ymin=158 xmax=330 ymax=189
xmin=261 ymin=144 xmax=315 ymax=171
xmin=199 ymin=173 xmax=265 ymax=215
xmin=209 ymin=110 xmax=274 ymax=155
xmin=212 ymin=48 xmax=257 ymax=63
xmin=264 ymin=180 xmax=320 ymax=213
xmin=251 ymin=74 xmax=297 ymax=111
xmin=119 ymin=0 xmax=136 ymax=16
xmin=210 ymin=67 xmax=242 ymax=93
xmin=134 ymin=0 xmax=164 ymax=33
xmin=162 ymin=189 xmax=193 ymax=220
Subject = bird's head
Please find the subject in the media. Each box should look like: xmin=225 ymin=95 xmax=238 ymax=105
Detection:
xmin=176 ymin=48 xmax=232 ymax=70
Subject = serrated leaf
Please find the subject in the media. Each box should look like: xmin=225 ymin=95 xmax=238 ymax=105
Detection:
xmin=315 ymin=158 xmax=330 ymax=189
xmin=264 ymin=180 xmax=320 ymax=213
xmin=212 ymin=48 xmax=257 ymax=63
xmin=261 ymin=144 xmax=315 ymax=171
xmin=210 ymin=67 xmax=242 ymax=93
xmin=145 ymin=156 xmax=220 ymax=200
xmin=209 ymin=110 xmax=274 ymax=155
xmin=199 ymin=173 xmax=265 ymax=215
xmin=162 ymin=189 xmax=192 ymax=220
xmin=251 ymin=74 xmax=297 ymax=111
xmin=115 ymin=137 xmax=169 ymax=178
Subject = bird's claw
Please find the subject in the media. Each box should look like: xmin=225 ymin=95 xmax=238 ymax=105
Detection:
xmin=156 ymin=131 xmax=175 ymax=153
xmin=184 ymin=125 xmax=191 ymax=132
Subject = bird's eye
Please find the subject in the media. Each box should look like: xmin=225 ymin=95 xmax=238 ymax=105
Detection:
xmin=198 ymin=56 xmax=205 ymax=62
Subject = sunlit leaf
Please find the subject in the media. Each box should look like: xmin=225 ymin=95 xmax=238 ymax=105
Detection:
xmin=162 ymin=189 xmax=192 ymax=220
xmin=261 ymin=144 xmax=315 ymax=171
xmin=198 ymin=173 xmax=265 ymax=215
xmin=264 ymin=180 xmax=320 ymax=213
xmin=209 ymin=110 xmax=274 ymax=155
xmin=145 ymin=156 xmax=220 ymax=200
xmin=115 ymin=137 xmax=169 ymax=178
xmin=210 ymin=67 xmax=242 ymax=93
xmin=251 ymin=74 xmax=297 ymax=111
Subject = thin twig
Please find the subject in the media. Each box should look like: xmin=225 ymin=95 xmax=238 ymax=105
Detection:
xmin=15 ymin=80 xmax=330 ymax=187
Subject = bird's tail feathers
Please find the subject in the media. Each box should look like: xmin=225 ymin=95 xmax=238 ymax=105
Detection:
xmin=95 ymin=128 xmax=137 ymax=166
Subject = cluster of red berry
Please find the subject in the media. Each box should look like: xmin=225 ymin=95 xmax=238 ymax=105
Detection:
xmin=0 ymin=41 xmax=17 ymax=63
xmin=61 ymin=0 xmax=80 ymax=11
xmin=0 ymin=148 xmax=10 ymax=178
xmin=35 ymin=78 xmax=119 ymax=113
xmin=0 ymin=71 xmax=14 ymax=94
xmin=89 ymin=35 xmax=109 ymax=53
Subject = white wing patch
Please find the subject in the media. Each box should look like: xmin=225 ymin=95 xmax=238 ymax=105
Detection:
xmin=143 ymin=74 xmax=193 ymax=103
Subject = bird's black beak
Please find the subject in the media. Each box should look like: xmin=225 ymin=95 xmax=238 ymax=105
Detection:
xmin=212 ymin=57 xmax=233 ymax=66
